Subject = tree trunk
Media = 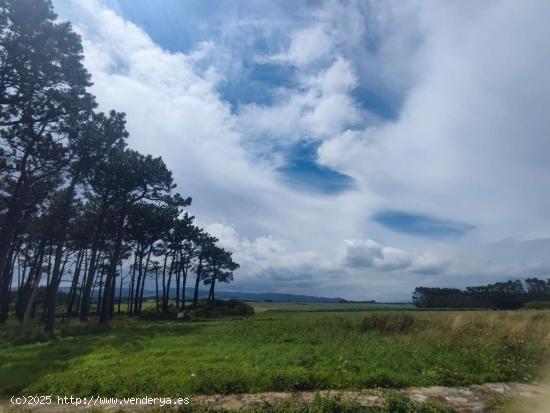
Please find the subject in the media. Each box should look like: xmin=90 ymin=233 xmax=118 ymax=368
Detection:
xmin=18 ymin=244 xmax=30 ymax=292
xmin=176 ymin=270 xmax=181 ymax=310
xmin=132 ymin=247 xmax=143 ymax=315
xmin=137 ymin=245 xmax=152 ymax=314
xmin=193 ymin=253 xmax=203 ymax=306
xmin=44 ymin=179 xmax=77 ymax=331
xmin=208 ymin=270 xmax=217 ymax=305
xmin=117 ymin=264 xmax=124 ymax=314
xmin=75 ymin=249 xmax=88 ymax=316
xmin=16 ymin=240 xmax=46 ymax=320
xmin=161 ymin=252 xmax=168 ymax=312
xmin=80 ymin=201 xmax=108 ymax=321
xmin=155 ymin=267 xmax=159 ymax=312
xmin=44 ymin=244 xmax=53 ymax=289
xmin=180 ymin=252 xmax=188 ymax=310
xmin=21 ymin=247 xmax=47 ymax=325
xmin=96 ymin=263 xmax=105 ymax=315
xmin=181 ymin=272 xmax=188 ymax=309
xmin=127 ymin=253 xmax=138 ymax=315
xmin=66 ymin=247 xmax=84 ymax=316
xmin=163 ymin=251 xmax=176 ymax=312
xmin=0 ymin=244 xmax=17 ymax=321
xmin=0 ymin=155 xmax=29 ymax=322
xmin=100 ymin=204 xmax=126 ymax=324
xmin=109 ymin=271 xmax=116 ymax=319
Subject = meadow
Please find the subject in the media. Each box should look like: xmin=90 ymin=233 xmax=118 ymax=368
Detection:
xmin=1 ymin=308 xmax=549 ymax=400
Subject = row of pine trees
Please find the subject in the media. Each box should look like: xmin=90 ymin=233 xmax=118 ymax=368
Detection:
xmin=0 ymin=0 xmax=239 ymax=331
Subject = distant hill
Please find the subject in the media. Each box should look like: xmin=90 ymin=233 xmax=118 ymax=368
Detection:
xmin=158 ymin=288 xmax=348 ymax=303
xmin=59 ymin=286 xmax=348 ymax=303
xmin=205 ymin=290 xmax=348 ymax=303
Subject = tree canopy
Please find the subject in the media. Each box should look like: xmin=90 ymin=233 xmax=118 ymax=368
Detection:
xmin=413 ymin=278 xmax=550 ymax=309
xmin=0 ymin=0 xmax=239 ymax=330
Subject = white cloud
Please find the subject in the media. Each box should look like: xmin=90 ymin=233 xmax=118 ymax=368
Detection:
xmin=238 ymin=57 xmax=361 ymax=142
xmin=317 ymin=0 xmax=550 ymax=242
xmin=342 ymin=238 xmax=447 ymax=274
xmin=51 ymin=0 xmax=550 ymax=300
xmin=284 ymin=25 xmax=333 ymax=67
xmin=207 ymin=223 xmax=450 ymax=287
xmin=311 ymin=57 xmax=358 ymax=95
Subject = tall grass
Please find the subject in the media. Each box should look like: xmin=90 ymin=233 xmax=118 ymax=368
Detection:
xmin=360 ymin=313 xmax=415 ymax=334
xmin=360 ymin=311 xmax=550 ymax=340
xmin=1 ymin=310 xmax=549 ymax=397
xmin=359 ymin=311 xmax=550 ymax=385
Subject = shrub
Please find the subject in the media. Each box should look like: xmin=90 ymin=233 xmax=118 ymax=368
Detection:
xmin=360 ymin=313 xmax=415 ymax=334
xmin=181 ymin=300 xmax=254 ymax=320
xmin=523 ymin=301 xmax=550 ymax=310
xmin=138 ymin=311 xmax=177 ymax=321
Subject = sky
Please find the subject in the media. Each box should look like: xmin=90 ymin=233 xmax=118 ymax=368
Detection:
xmin=52 ymin=0 xmax=550 ymax=301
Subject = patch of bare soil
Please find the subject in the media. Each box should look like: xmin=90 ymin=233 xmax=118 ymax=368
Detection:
xmin=195 ymin=383 xmax=550 ymax=412
xmin=1 ymin=382 xmax=549 ymax=412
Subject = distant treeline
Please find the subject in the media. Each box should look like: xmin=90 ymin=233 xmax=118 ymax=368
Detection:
xmin=413 ymin=278 xmax=550 ymax=309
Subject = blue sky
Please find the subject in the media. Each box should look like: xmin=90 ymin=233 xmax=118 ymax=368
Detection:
xmin=108 ymin=0 xmax=401 ymax=118
xmin=53 ymin=0 xmax=550 ymax=300
xmin=104 ymin=0 xmax=397 ymax=196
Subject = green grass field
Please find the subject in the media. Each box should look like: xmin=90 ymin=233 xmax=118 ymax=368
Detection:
xmin=0 ymin=309 xmax=549 ymax=399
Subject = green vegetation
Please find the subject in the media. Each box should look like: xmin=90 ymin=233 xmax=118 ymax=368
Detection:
xmin=360 ymin=313 xmax=415 ymax=334
xmin=0 ymin=0 xmax=239 ymax=333
xmin=180 ymin=300 xmax=255 ymax=319
xmin=413 ymin=278 xmax=550 ymax=309
xmin=523 ymin=301 xmax=550 ymax=310
xmin=1 ymin=2 xmax=548 ymax=412
xmin=139 ymin=300 xmax=255 ymax=321
xmin=1 ymin=310 xmax=548 ymax=398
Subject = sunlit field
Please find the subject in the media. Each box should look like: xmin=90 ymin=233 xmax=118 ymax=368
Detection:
xmin=1 ymin=309 xmax=549 ymax=399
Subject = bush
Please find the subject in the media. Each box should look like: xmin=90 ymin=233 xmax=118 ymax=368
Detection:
xmin=523 ymin=301 xmax=550 ymax=310
xmin=138 ymin=311 xmax=178 ymax=321
xmin=360 ymin=313 xmax=415 ymax=334
xmin=181 ymin=300 xmax=254 ymax=320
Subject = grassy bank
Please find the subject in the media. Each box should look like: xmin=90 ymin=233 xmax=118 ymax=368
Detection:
xmin=0 ymin=310 xmax=549 ymax=397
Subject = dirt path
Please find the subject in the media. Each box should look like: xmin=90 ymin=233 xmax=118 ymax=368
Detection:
xmin=194 ymin=383 xmax=549 ymax=412
xmin=1 ymin=382 xmax=549 ymax=412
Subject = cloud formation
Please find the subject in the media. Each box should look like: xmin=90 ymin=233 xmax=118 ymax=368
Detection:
xmin=342 ymin=238 xmax=447 ymax=274
xmin=52 ymin=0 xmax=550 ymax=300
